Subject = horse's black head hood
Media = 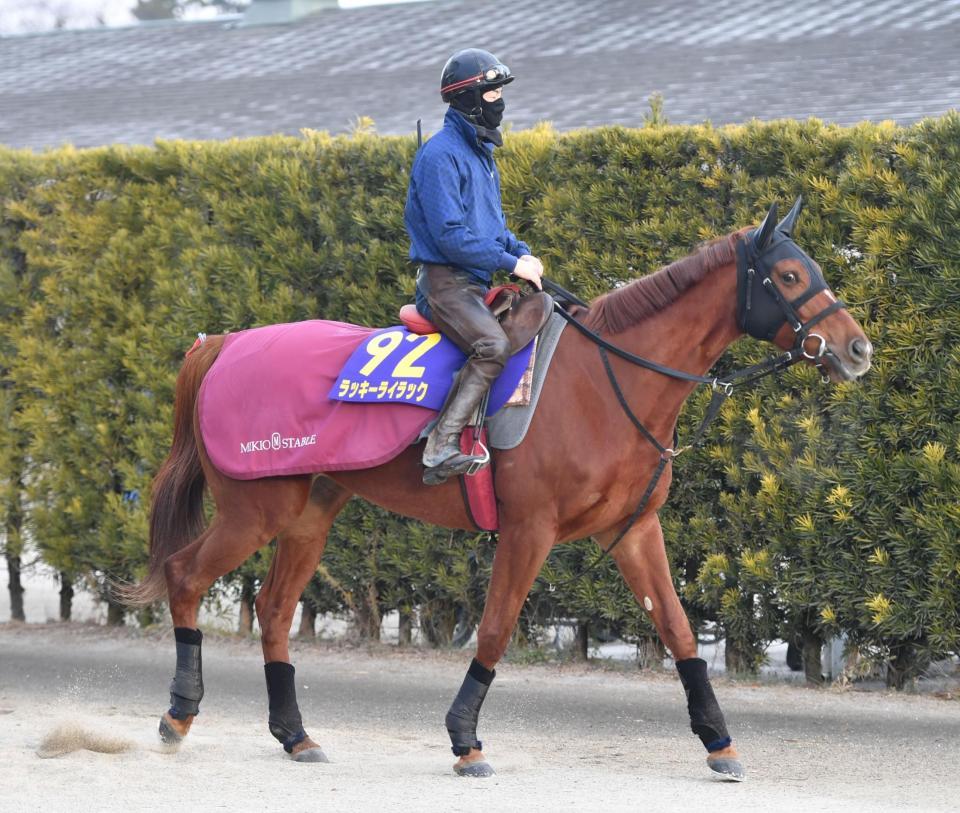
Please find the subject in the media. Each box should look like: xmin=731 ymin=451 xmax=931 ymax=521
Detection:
xmin=736 ymin=197 xmax=830 ymax=340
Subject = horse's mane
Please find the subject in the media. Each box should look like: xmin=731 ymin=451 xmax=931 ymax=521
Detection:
xmin=582 ymin=232 xmax=740 ymax=334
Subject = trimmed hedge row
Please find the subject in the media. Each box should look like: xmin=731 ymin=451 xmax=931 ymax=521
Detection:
xmin=1 ymin=114 xmax=958 ymax=686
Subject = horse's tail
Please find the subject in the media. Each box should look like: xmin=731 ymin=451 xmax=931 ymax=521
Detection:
xmin=119 ymin=335 xmax=225 ymax=607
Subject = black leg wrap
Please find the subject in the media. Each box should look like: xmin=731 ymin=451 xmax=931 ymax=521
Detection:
xmin=168 ymin=627 xmax=203 ymax=720
xmin=264 ymin=661 xmax=307 ymax=753
xmin=445 ymin=658 xmax=495 ymax=757
xmin=676 ymin=657 xmax=731 ymax=752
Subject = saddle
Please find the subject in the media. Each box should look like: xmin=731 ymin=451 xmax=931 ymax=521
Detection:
xmin=400 ymin=284 xmax=553 ymax=529
xmin=399 ymin=284 xmax=554 ymax=354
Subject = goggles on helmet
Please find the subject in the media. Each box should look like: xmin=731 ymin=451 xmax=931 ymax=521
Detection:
xmin=441 ymin=63 xmax=512 ymax=98
xmin=482 ymin=64 xmax=511 ymax=84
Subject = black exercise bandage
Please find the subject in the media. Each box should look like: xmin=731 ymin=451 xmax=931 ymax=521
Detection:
xmin=168 ymin=627 xmax=204 ymax=720
xmin=264 ymin=661 xmax=307 ymax=753
xmin=676 ymin=657 xmax=731 ymax=752
xmin=445 ymin=658 xmax=495 ymax=756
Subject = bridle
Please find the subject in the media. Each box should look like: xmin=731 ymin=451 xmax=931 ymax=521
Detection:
xmin=735 ymin=228 xmax=846 ymax=384
xmin=546 ymin=205 xmax=852 ymax=580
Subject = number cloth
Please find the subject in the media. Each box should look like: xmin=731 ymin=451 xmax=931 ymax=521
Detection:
xmin=197 ymin=319 xmax=533 ymax=480
xmin=331 ymin=325 xmax=530 ymax=411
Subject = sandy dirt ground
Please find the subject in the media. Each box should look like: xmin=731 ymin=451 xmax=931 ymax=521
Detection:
xmin=0 ymin=623 xmax=957 ymax=813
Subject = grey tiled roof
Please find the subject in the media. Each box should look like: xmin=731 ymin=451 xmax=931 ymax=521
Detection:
xmin=1 ymin=0 xmax=959 ymax=150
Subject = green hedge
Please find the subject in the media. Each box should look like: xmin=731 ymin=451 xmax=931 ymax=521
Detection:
xmin=1 ymin=114 xmax=957 ymax=685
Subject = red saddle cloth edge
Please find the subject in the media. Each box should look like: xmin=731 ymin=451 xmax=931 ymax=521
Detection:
xmin=458 ymin=426 xmax=499 ymax=532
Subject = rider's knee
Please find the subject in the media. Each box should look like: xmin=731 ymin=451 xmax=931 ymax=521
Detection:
xmin=472 ymin=334 xmax=510 ymax=368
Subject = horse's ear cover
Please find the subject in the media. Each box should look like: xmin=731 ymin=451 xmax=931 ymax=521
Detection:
xmin=752 ymin=202 xmax=779 ymax=252
xmin=776 ymin=196 xmax=803 ymax=237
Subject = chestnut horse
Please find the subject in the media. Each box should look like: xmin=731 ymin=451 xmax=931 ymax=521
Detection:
xmin=125 ymin=200 xmax=871 ymax=781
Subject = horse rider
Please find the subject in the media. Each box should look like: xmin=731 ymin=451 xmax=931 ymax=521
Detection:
xmin=405 ymin=48 xmax=545 ymax=485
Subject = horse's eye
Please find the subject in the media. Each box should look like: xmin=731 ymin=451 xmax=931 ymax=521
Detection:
xmin=782 ymin=271 xmax=799 ymax=284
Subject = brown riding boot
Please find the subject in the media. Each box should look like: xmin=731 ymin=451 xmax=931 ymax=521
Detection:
xmin=422 ymin=365 xmax=491 ymax=485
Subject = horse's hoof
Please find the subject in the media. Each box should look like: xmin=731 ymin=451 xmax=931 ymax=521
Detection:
xmin=454 ymin=759 xmax=495 ymax=777
xmin=708 ymin=757 xmax=745 ymax=782
xmin=292 ymin=746 xmax=330 ymax=763
xmin=158 ymin=716 xmax=183 ymax=747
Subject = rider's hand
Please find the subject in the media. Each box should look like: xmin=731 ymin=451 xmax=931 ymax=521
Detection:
xmin=512 ymin=254 xmax=544 ymax=290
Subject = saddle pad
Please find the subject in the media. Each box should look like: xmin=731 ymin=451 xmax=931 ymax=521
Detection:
xmin=488 ymin=311 xmax=568 ymax=450
xmin=198 ymin=319 xmax=533 ymax=480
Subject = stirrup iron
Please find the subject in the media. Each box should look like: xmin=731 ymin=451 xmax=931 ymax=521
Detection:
xmin=464 ymin=440 xmax=490 ymax=476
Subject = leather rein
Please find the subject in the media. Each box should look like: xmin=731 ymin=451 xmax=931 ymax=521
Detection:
xmin=546 ymin=231 xmax=850 ymax=579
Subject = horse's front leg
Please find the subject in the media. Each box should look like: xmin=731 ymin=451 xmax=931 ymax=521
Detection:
xmin=446 ymin=517 xmax=555 ymax=777
xmin=606 ymin=512 xmax=745 ymax=782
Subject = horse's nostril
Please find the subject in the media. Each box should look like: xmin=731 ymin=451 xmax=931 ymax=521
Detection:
xmin=849 ymin=337 xmax=871 ymax=362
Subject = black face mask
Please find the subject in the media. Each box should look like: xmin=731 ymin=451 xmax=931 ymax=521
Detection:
xmin=480 ymin=97 xmax=505 ymax=129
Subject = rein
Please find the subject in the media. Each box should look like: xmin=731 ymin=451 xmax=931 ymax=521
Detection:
xmin=550 ymin=305 xmax=802 ymax=583
xmin=545 ymin=228 xmax=850 ymax=584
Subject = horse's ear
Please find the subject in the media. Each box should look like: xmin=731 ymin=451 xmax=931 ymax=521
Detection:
xmin=752 ymin=202 xmax=779 ymax=252
xmin=777 ymin=196 xmax=803 ymax=237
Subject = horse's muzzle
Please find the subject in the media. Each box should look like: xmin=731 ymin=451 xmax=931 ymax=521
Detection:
xmin=825 ymin=336 xmax=873 ymax=381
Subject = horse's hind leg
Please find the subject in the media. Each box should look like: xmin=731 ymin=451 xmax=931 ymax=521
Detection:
xmin=159 ymin=474 xmax=312 ymax=746
xmin=607 ymin=512 xmax=745 ymax=782
xmin=254 ymin=476 xmax=351 ymax=763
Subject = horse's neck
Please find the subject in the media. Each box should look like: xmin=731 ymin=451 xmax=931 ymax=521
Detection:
xmin=610 ymin=261 xmax=741 ymax=429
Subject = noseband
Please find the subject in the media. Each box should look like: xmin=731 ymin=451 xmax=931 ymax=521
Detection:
xmin=735 ymin=231 xmax=847 ymax=380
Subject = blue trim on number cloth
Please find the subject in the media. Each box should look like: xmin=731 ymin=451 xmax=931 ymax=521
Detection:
xmin=706 ymin=736 xmax=732 ymax=752
xmin=330 ymin=325 xmax=534 ymax=415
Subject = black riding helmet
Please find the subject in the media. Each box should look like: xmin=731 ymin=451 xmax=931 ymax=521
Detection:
xmin=440 ymin=48 xmax=514 ymax=102
xmin=441 ymin=49 xmax=514 ymax=128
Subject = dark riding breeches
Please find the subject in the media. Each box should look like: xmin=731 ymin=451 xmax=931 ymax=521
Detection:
xmin=416 ymin=264 xmax=511 ymax=385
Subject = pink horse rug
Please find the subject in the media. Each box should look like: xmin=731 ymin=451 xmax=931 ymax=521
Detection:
xmin=198 ymin=319 xmax=534 ymax=480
